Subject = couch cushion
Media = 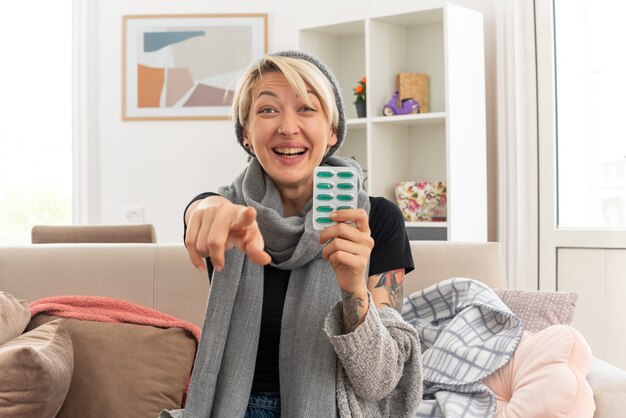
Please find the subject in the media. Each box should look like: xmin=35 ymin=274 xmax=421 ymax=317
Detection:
xmin=28 ymin=313 xmax=197 ymax=418
xmin=0 ymin=319 xmax=73 ymax=418
xmin=483 ymin=325 xmax=595 ymax=417
xmin=494 ymin=289 xmax=577 ymax=333
xmin=0 ymin=291 xmax=31 ymax=345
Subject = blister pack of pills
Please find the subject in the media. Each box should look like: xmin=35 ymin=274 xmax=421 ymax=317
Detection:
xmin=313 ymin=166 xmax=358 ymax=230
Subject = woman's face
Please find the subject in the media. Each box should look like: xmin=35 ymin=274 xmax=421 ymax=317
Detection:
xmin=244 ymin=71 xmax=337 ymax=197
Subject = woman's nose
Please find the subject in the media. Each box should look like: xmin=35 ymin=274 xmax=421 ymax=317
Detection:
xmin=278 ymin=111 xmax=299 ymax=136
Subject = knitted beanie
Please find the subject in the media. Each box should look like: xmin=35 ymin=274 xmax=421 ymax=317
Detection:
xmin=234 ymin=50 xmax=346 ymax=161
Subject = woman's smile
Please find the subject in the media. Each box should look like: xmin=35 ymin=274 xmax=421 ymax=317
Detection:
xmin=273 ymin=146 xmax=307 ymax=158
xmin=244 ymin=71 xmax=337 ymax=209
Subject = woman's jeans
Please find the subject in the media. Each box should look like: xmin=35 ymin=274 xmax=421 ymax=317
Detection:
xmin=244 ymin=392 xmax=281 ymax=418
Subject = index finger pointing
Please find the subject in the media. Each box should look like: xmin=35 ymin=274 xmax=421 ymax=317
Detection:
xmin=233 ymin=206 xmax=257 ymax=230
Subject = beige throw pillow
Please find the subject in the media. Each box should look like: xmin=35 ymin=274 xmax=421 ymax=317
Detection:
xmin=0 ymin=291 xmax=31 ymax=345
xmin=0 ymin=319 xmax=74 ymax=418
xmin=494 ymin=288 xmax=578 ymax=333
xmin=28 ymin=313 xmax=197 ymax=418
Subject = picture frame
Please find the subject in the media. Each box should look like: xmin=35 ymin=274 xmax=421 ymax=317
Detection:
xmin=122 ymin=14 xmax=268 ymax=121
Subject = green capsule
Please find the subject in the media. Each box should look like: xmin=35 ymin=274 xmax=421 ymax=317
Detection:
xmin=316 ymin=205 xmax=334 ymax=212
xmin=316 ymin=217 xmax=333 ymax=224
xmin=316 ymin=182 xmax=333 ymax=189
xmin=316 ymin=193 xmax=333 ymax=201
xmin=337 ymin=171 xmax=354 ymax=178
xmin=337 ymin=194 xmax=354 ymax=201
xmin=337 ymin=205 xmax=355 ymax=210
xmin=316 ymin=170 xmax=334 ymax=178
xmin=337 ymin=183 xmax=354 ymax=189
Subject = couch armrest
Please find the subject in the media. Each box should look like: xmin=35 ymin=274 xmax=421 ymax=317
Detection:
xmin=589 ymin=357 xmax=626 ymax=418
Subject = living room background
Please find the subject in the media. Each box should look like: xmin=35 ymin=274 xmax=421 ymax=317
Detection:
xmin=3 ymin=0 xmax=626 ymax=374
xmin=75 ymin=0 xmax=498 ymax=244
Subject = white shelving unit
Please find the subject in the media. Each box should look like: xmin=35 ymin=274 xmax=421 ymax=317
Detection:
xmin=299 ymin=2 xmax=487 ymax=241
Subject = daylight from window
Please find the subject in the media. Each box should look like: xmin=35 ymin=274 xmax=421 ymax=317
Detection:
xmin=0 ymin=2 xmax=73 ymax=242
xmin=555 ymin=0 xmax=626 ymax=228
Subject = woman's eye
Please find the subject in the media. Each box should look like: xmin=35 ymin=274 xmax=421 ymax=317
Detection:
xmin=258 ymin=107 xmax=277 ymax=114
xmin=300 ymin=106 xmax=316 ymax=112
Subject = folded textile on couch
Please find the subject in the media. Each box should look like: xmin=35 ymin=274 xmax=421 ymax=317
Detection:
xmin=30 ymin=295 xmax=201 ymax=342
xmin=402 ymin=277 xmax=523 ymax=418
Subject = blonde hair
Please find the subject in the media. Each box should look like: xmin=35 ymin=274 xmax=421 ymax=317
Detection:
xmin=231 ymin=55 xmax=339 ymax=133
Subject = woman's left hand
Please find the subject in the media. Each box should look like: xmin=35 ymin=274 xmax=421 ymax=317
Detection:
xmin=320 ymin=208 xmax=374 ymax=332
xmin=319 ymin=208 xmax=373 ymax=291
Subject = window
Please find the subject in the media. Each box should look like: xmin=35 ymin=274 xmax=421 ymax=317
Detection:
xmin=554 ymin=0 xmax=626 ymax=228
xmin=0 ymin=2 xmax=73 ymax=242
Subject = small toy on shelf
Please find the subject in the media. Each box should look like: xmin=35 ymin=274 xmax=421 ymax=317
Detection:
xmin=396 ymin=73 xmax=429 ymax=113
xmin=382 ymin=91 xmax=420 ymax=116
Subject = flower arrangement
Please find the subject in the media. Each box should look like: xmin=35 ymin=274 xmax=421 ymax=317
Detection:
xmin=353 ymin=76 xmax=366 ymax=104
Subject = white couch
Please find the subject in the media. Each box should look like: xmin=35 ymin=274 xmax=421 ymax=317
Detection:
xmin=1 ymin=241 xmax=625 ymax=416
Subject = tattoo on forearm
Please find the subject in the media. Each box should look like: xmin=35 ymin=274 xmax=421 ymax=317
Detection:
xmin=375 ymin=269 xmax=404 ymax=313
xmin=342 ymin=290 xmax=365 ymax=333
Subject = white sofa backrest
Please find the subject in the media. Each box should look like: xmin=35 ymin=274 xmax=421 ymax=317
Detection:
xmin=404 ymin=241 xmax=506 ymax=295
xmin=0 ymin=244 xmax=209 ymax=326
xmin=0 ymin=241 xmax=505 ymax=327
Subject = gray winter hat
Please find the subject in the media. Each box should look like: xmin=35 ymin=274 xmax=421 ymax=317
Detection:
xmin=234 ymin=50 xmax=346 ymax=161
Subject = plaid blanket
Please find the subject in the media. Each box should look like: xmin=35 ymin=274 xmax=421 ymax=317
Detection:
xmin=402 ymin=278 xmax=523 ymax=418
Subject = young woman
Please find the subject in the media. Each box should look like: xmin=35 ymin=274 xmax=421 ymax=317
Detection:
xmin=161 ymin=51 xmax=422 ymax=418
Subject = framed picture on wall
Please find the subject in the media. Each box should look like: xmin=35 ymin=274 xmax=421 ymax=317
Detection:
xmin=122 ymin=13 xmax=268 ymax=121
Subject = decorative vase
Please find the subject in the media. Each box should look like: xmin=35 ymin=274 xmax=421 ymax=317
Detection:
xmin=355 ymin=102 xmax=366 ymax=118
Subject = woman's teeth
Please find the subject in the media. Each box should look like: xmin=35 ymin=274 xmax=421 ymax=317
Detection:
xmin=275 ymin=147 xmax=306 ymax=157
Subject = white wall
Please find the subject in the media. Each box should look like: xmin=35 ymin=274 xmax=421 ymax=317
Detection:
xmin=85 ymin=0 xmax=497 ymax=243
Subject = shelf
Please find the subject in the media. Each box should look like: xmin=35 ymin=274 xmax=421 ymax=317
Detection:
xmin=300 ymin=20 xmax=364 ymax=37
xmin=375 ymin=7 xmax=444 ymax=27
xmin=405 ymin=221 xmax=448 ymax=228
xmin=371 ymin=112 xmax=446 ymax=126
xmin=299 ymin=4 xmax=486 ymax=242
xmin=345 ymin=118 xmax=367 ymax=130
xmin=405 ymin=220 xmax=447 ymax=240
xmin=346 ymin=113 xmax=446 ymax=128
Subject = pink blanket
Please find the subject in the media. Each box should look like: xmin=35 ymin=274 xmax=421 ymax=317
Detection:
xmin=30 ymin=296 xmax=201 ymax=343
xmin=30 ymin=295 xmax=201 ymax=342
xmin=30 ymin=295 xmax=202 ymax=406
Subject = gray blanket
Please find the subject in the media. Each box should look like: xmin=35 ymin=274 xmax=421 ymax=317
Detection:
xmin=402 ymin=278 xmax=523 ymax=418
